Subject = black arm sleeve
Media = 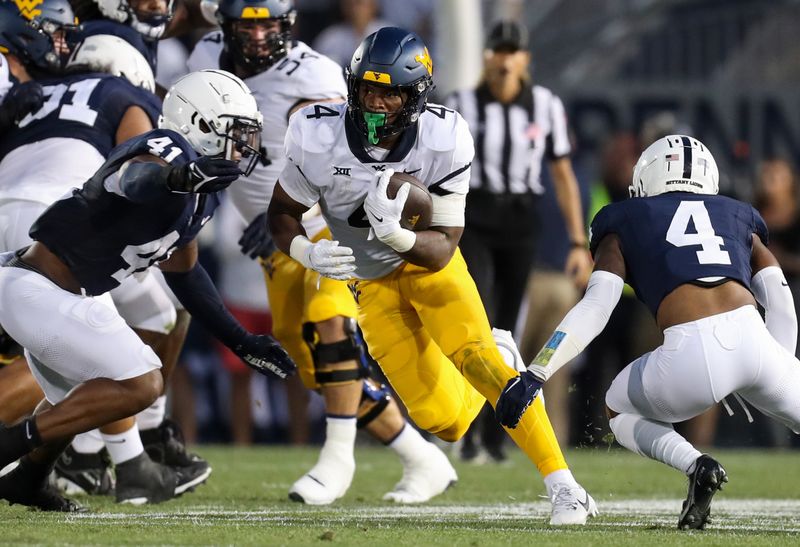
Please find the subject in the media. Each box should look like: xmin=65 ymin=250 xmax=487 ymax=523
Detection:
xmin=162 ymin=262 xmax=248 ymax=350
xmin=118 ymin=161 xmax=174 ymax=203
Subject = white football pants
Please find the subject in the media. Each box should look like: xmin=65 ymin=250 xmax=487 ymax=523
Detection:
xmin=606 ymin=305 xmax=800 ymax=433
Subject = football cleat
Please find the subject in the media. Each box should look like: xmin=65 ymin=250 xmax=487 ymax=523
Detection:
xmin=549 ymin=483 xmax=598 ymax=525
xmin=289 ymin=447 xmax=355 ymax=505
xmin=115 ymin=452 xmax=211 ymax=505
xmin=678 ymin=454 xmax=728 ymax=530
xmin=383 ymin=442 xmax=457 ymax=504
xmin=140 ymin=418 xmax=208 ymax=469
xmin=53 ymin=446 xmax=115 ymax=496
xmin=0 ymin=459 xmax=84 ymax=512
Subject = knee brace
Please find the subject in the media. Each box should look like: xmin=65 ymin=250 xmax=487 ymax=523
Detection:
xmin=302 ymin=317 xmax=367 ymax=386
xmin=357 ymin=378 xmax=391 ymax=428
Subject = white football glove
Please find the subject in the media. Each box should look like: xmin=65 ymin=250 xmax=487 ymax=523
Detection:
xmin=291 ymin=237 xmax=356 ymax=280
xmin=364 ymin=168 xmax=416 ymax=253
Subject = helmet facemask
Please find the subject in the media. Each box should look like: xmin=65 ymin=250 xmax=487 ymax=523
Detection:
xmin=221 ymin=12 xmax=294 ymax=74
xmin=347 ymin=75 xmax=432 ymax=145
xmin=220 ymin=115 xmax=262 ymax=176
xmin=96 ymin=0 xmax=174 ymax=39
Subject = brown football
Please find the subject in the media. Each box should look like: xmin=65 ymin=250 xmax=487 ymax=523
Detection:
xmin=386 ymin=171 xmax=433 ymax=231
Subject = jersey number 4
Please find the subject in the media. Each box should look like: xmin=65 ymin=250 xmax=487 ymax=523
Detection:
xmin=666 ymin=201 xmax=731 ymax=265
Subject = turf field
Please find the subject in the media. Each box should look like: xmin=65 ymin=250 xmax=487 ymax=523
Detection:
xmin=1 ymin=445 xmax=799 ymax=545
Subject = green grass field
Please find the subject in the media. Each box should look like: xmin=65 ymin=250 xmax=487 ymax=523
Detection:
xmin=1 ymin=445 xmax=799 ymax=545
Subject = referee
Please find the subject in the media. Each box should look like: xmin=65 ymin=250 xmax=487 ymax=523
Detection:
xmin=446 ymin=21 xmax=592 ymax=462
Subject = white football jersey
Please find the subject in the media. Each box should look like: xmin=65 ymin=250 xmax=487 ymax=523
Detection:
xmin=187 ymin=34 xmax=346 ymax=235
xmin=280 ymin=102 xmax=475 ymax=280
xmin=0 ymin=53 xmax=11 ymax=101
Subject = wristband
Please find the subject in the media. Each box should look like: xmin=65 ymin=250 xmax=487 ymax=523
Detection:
xmin=289 ymin=235 xmax=313 ymax=268
xmin=380 ymin=227 xmax=416 ymax=253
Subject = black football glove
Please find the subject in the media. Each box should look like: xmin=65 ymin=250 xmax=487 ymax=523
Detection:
xmin=0 ymin=81 xmax=44 ymax=130
xmin=167 ymin=156 xmax=242 ymax=194
xmin=234 ymin=334 xmax=296 ymax=379
xmin=238 ymin=212 xmax=277 ymax=259
xmin=495 ymin=370 xmax=544 ymax=428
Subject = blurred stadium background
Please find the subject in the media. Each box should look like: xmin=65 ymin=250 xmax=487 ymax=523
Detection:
xmin=165 ymin=0 xmax=800 ymax=453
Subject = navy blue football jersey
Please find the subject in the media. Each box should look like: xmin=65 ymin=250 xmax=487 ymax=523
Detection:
xmin=30 ymin=129 xmax=219 ymax=296
xmin=73 ymin=20 xmax=159 ymax=72
xmin=0 ymin=72 xmax=161 ymax=161
xmin=589 ymin=192 xmax=769 ymax=315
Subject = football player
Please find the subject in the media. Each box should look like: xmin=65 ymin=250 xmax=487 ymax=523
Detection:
xmin=188 ymin=0 xmax=455 ymax=505
xmin=268 ymin=27 xmax=597 ymax=524
xmin=0 ymin=4 xmax=206 ymax=502
xmin=0 ymin=69 xmax=294 ymax=512
xmin=495 ymin=135 xmax=800 ymax=529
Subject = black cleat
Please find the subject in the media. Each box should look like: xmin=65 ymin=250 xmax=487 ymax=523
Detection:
xmin=115 ymin=452 xmax=211 ymax=505
xmin=140 ymin=419 xmax=207 ymax=469
xmin=0 ymin=461 xmax=84 ymax=512
xmin=678 ymin=454 xmax=728 ymax=530
xmin=54 ymin=446 xmax=115 ymax=496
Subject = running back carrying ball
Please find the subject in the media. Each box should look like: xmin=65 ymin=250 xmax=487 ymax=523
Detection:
xmin=387 ymin=171 xmax=433 ymax=231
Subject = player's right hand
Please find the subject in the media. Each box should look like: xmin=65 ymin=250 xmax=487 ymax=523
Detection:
xmin=234 ymin=334 xmax=296 ymax=379
xmin=495 ymin=370 xmax=544 ymax=429
xmin=303 ymin=239 xmax=356 ymax=280
xmin=168 ymin=156 xmax=242 ymax=194
xmin=239 ymin=212 xmax=277 ymax=259
xmin=2 ymin=81 xmax=45 ymax=123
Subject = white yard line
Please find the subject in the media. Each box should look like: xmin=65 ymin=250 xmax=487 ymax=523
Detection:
xmin=63 ymin=499 xmax=800 ymax=533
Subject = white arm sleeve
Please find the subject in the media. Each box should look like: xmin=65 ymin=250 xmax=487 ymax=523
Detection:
xmin=752 ymin=266 xmax=797 ymax=353
xmin=528 ymin=270 xmax=624 ymax=381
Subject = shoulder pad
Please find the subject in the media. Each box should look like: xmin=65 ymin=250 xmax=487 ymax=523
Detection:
xmin=187 ymin=31 xmax=223 ymax=72
xmin=283 ymin=44 xmax=346 ymax=99
xmin=418 ymin=103 xmax=466 ymax=152
xmin=589 ymin=202 xmax=626 ymax=256
xmin=288 ymin=102 xmax=345 ymax=154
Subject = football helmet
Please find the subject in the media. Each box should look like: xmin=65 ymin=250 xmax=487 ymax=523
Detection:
xmin=0 ymin=2 xmax=60 ymax=73
xmin=630 ymin=135 xmax=719 ymax=197
xmin=216 ymin=0 xmax=295 ymax=73
xmin=159 ymin=70 xmax=263 ymax=176
xmin=94 ymin=0 xmax=174 ymax=39
xmin=66 ymin=34 xmax=155 ymax=92
xmin=346 ymin=27 xmax=434 ymax=145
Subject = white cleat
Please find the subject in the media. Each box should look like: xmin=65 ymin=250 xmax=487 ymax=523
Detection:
xmin=549 ymin=483 xmax=599 ymax=525
xmin=288 ymin=450 xmax=355 ymax=505
xmin=383 ymin=442 xmax=457 ymax=504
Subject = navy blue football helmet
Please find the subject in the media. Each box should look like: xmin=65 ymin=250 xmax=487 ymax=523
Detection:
xmin=346 ymin=27 xmax=434 ymax=144
xmin=0 ymin=2 xmax=62 ymax=73
xmin=217 ymin=0 xmax=295 ymax=73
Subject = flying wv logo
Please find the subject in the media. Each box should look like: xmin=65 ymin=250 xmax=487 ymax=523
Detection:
xmin=347 ymin=281 xmax=362 ymax=305
xmin=14 ymin=0 xmax=43 ymax=19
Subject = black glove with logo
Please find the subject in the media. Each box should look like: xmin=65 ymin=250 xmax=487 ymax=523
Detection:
xmin=495 ymin=370 xmax=544 ymax=428
xmin=234 ymin=334 xmax=296 ymax=379
xmin=167 ymin=156 xmax=242 ymax=194
xmin=0 ymin=81 xmax=44 ymax=131
xmin=238 ymin=212 xmax=277 ymax=259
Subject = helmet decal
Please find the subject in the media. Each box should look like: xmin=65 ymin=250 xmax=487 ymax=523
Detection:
xmin=363 ymin=71 xmax=391 ymax=84
xmin=415 ymin=47 xmax=432 ymax=75
xmin=240 ymin=6 xmax=270 ymax=18
xmin=14 ymin=0 xmax=43 ymax=20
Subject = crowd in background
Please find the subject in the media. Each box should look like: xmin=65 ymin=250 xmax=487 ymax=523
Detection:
xmin=156 ymin=0 xmax=800 ymax=453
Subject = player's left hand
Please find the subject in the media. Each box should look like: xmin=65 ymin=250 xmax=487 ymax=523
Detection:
xmin=234 ymin=334 xmax=296 ymax=379
xmin=2 ymin=81 xmax=45 ymax=124
xmin=565 ymin=246 xmax=592 ymax=289
xmin=364 ymin=168 xmax=410 ymax=242
xmin=495 ymin=370 xmax=544 ymax=429
xmin=239 ymin=212 xmax=276 ymax=259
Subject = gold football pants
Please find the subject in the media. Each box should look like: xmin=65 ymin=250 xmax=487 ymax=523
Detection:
xmin=261 ymin=229 xmax=358 ymax=389
xmin=349 ymin=249 xmax=568 ymax=477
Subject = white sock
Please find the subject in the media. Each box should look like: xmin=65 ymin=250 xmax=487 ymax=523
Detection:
xmin=101 ymin=425 xmax=145 ymax=465
xmin=387 ymin=424 xmax=429 ymax=464
xmin=72 ymin=429 xmax=105 ymax=454
xmin=543 ymin=468 xmax=579 ymax=498
xmin=321 ymin=415 xmax=357 ymax=452
xmin=136 ymin=395 xmax=166 ymax=431
xmin=609 ymin=413 xmax=701 ymax=474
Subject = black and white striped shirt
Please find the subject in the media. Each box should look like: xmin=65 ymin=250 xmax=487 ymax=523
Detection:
xmin=446 ymin=83 xmax=571 ymax=195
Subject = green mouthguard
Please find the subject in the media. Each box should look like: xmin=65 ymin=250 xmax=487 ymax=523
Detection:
xmin=363 ymin=112 xmax=387 ymax=145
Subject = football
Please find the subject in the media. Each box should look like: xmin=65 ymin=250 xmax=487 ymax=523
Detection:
xmin=386 ymin=171 xmax=433 ymax=231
